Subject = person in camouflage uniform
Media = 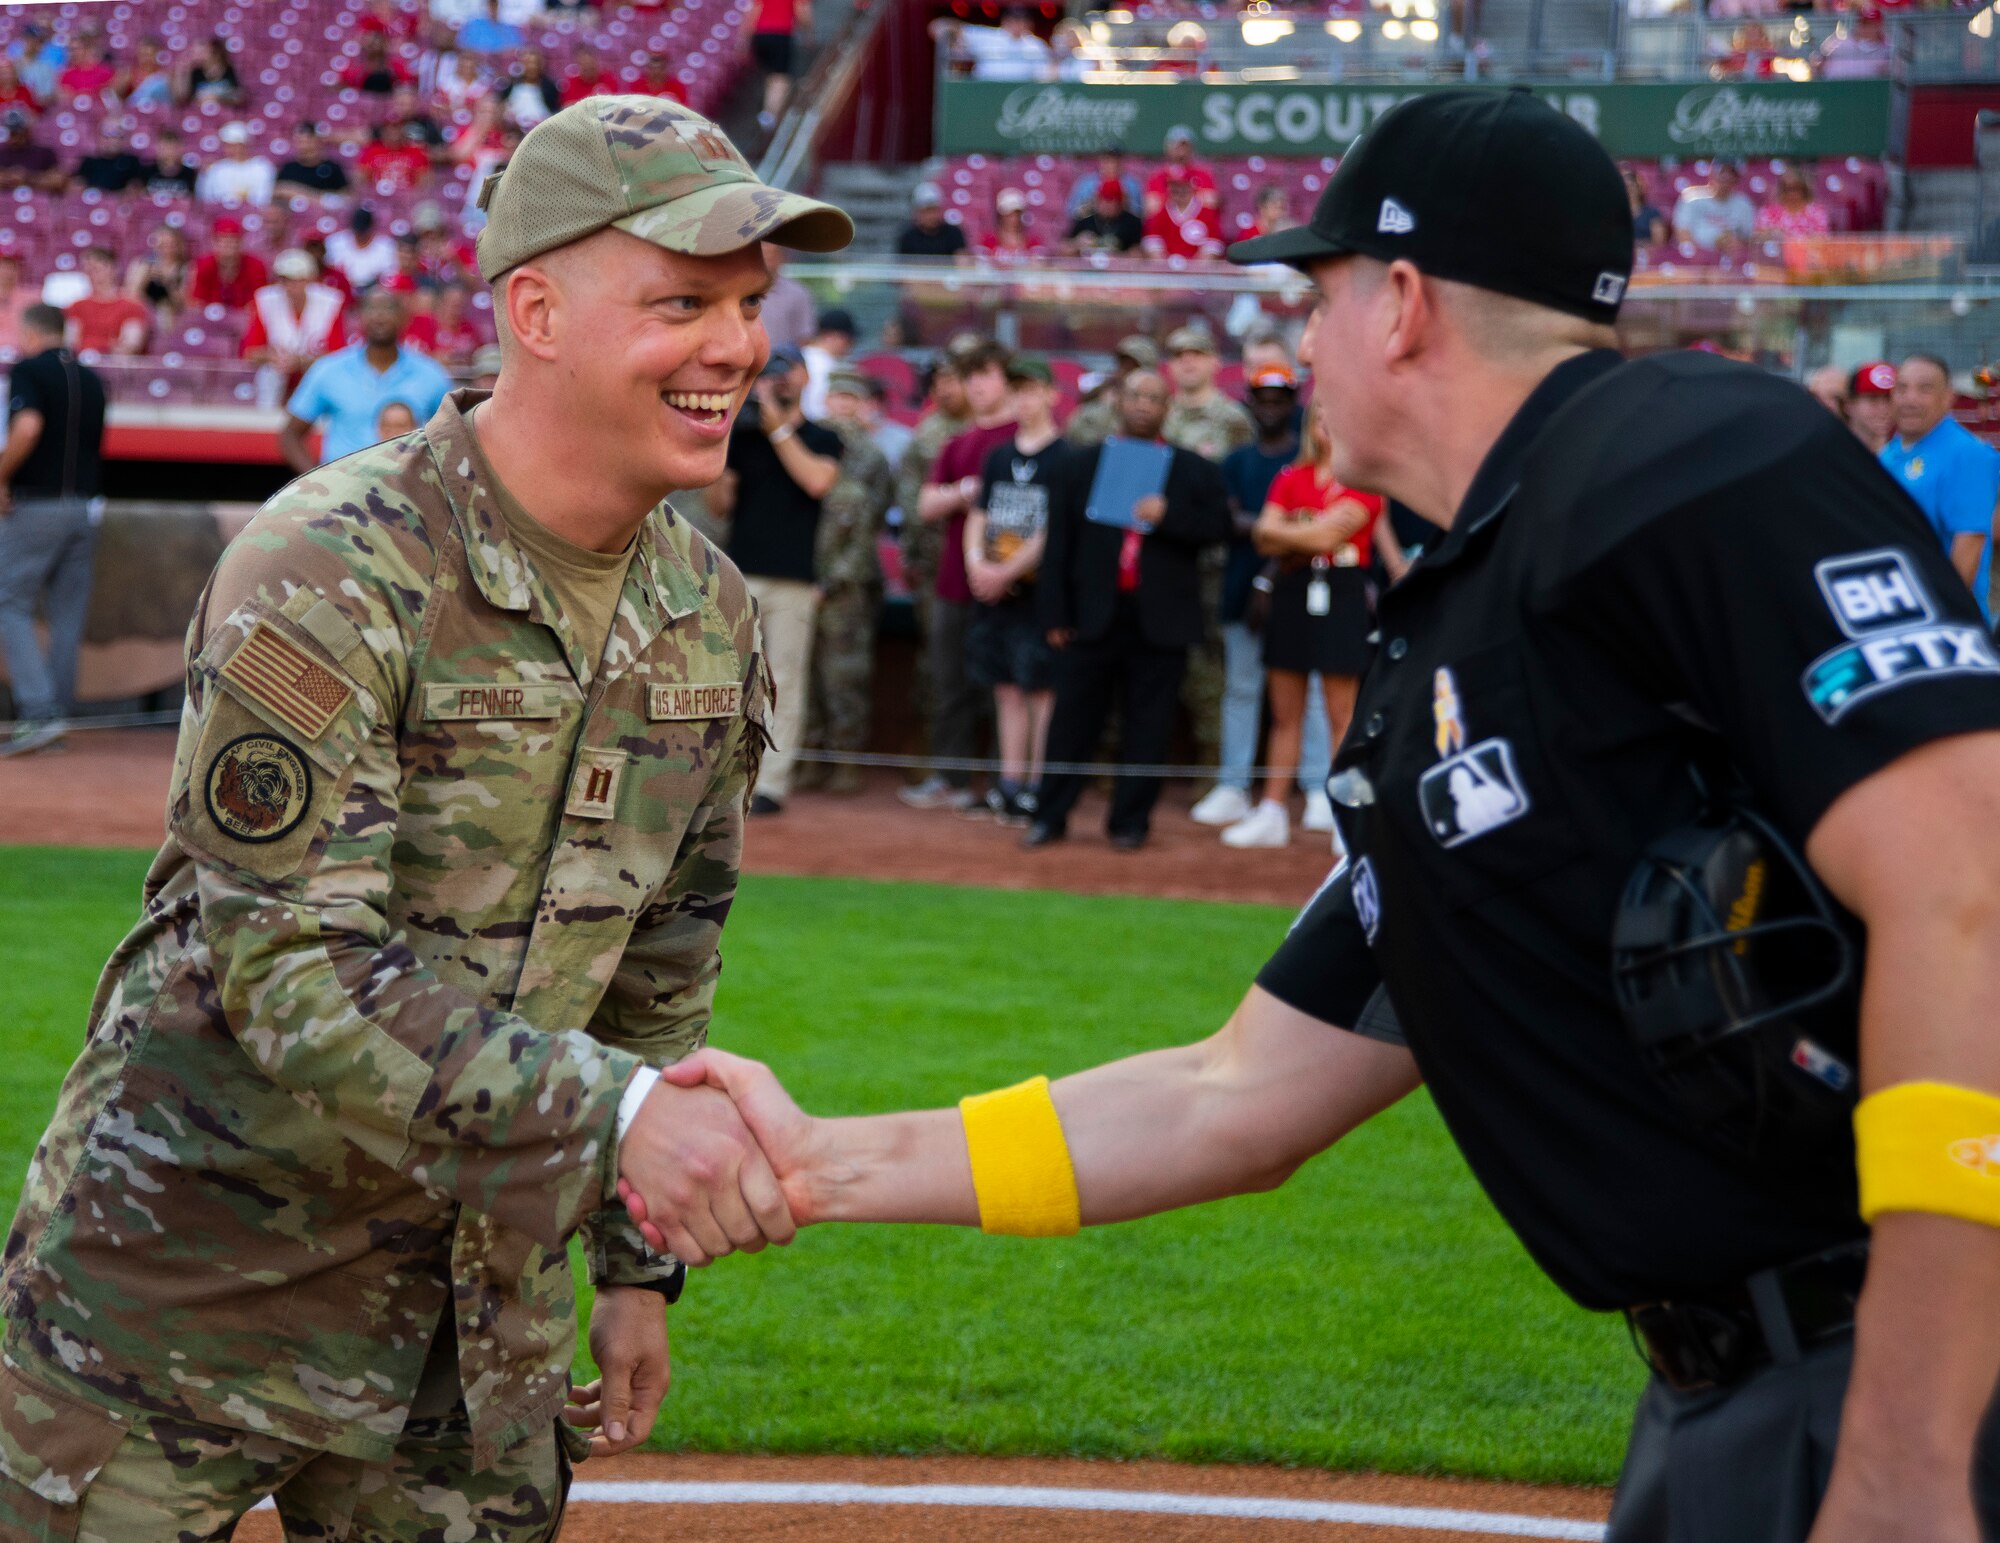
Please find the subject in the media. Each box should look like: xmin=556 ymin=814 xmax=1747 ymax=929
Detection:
xmin=0 ymin=95 xmax=851 ymax=1541
xmin=1064 ymin=334 xmax=1161 ymax=448
xmin=895 ymin=340 xmax=975 ymax=759
xmin=1160 ymin=324 xmax=1256 ymax=775
xmin=805 ymin=368 xmax=894 ymax=794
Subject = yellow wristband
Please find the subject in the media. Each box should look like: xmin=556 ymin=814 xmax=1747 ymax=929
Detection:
xmin=1855 ymin=1081 xmax=2000 ymax=1228
xmin=959 ymin=1076 xmax=1080 ymax=1237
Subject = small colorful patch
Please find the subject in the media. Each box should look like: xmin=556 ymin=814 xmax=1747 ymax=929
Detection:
xmin=204 ymin=733 xmax=313 ymax=843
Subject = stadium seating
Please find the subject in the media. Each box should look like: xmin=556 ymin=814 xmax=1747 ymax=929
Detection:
xmin=930 ymin=151 xmax=1889 ymax=253
xmin=0 ymin=0 xmax=756 ymax=386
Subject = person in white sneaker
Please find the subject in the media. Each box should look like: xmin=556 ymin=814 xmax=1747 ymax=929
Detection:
xmin=1222 ymin=414 xmax=1387 ymax=849
xmin=1197 ymin=360 xmax=1306 ymax=831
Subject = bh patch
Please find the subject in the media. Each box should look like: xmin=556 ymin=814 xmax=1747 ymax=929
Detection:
xmin=205 ymin=733 xmax=313 ymax=844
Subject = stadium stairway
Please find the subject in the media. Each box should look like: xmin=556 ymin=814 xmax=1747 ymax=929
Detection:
xmin=820 ymin=161 xmax=928 ymax=253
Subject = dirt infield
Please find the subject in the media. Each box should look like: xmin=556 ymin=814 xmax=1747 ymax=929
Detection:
xmin=0 ymin=729 xmax=1339 ymax=906
xmin=229 ymin=1453 xmax=1612 ymax=1541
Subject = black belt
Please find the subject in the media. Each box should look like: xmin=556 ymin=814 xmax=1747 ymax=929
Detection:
xmin=1624 ymin=1242 xmax=1867 ymax=1393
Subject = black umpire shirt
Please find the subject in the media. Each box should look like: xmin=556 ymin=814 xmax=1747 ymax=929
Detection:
xmin=8 ymin=345 xmax=106 ymax=501
xmin=1258 ymin=348 xmax=2000 ymax=1311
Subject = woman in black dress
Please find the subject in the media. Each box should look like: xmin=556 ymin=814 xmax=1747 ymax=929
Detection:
xmin=1222 ymin=414 xmax=1393 ymax=849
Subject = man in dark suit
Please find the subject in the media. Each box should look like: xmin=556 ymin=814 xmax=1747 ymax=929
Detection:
xmin=1027 ymin=370 xmax=1232 ymax=850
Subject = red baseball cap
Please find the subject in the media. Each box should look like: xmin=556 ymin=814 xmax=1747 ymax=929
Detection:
xmin=212 ymin=215 xmax=244 ymax=236
xmin=1852 ymin=361 xmax=1896 ymax=395
xmin=1246 ymin=362 xmax=1298 ymax=390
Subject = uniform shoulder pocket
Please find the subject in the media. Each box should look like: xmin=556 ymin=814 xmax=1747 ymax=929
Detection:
xmin=171 ymin=601 xmax=382 ymax=881
xmin=0 ymin=1356 xmax=130 ymax=1539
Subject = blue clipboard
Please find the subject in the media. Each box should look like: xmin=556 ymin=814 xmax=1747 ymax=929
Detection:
xmin=1084 ymin=437 xmax=1172 ymax=532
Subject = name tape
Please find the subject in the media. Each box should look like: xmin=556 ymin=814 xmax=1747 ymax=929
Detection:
xmin=423 ymin=683 xmax=567 ymax=720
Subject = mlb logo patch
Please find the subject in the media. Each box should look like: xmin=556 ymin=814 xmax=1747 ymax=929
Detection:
xmin=1591 ymin=272 xmax=1626 ymax=306
xmin=1815 ymin=549 xmax=1934 ymax=638
xmin=1377 ymin=197 xmax=1415 ymax=235
xmin=1416 ymin=739 xmax=1530 ymax=848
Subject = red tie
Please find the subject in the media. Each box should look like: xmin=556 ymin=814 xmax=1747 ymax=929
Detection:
xmin=1117 ymin=529 xmax=1142 ymax=592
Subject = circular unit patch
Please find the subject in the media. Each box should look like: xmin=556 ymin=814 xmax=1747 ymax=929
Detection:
xmin=204 ymin=733 xmax=313 ymax=844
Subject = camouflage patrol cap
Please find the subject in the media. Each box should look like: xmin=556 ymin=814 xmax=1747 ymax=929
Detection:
xmin=1115 ymin=334 xmax=1161 ymax=368
xmin=827 ymin=365 xmax=873 ymax=397
xmin=475 ymin=94 xmax=853 ymax=282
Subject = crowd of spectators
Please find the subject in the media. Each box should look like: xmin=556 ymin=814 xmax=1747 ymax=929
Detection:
xmin=688 ymin=311 xmax=1355 ymax=844
xmin=0 ymin=0 xmax=744 ymax=401
xmin=903 ymin=132 xmax=1882 ymax=279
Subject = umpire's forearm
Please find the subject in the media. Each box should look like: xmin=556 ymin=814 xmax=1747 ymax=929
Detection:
xmin=804 ymin=1108 xmax=979 ymax=1225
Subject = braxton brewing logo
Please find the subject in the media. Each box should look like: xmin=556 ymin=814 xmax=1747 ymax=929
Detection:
xmin=1667 ymin=86 xmax=1823 ymax=151
xmin=994 ymin=87 xmax=1143 ymax=149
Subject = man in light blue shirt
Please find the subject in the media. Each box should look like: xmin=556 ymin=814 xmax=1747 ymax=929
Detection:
xmin=1880 ymin=353 xmax=2000 ymax=623
xmin=455 ymin=0 xmax=526 ymax=55
xmin=281 ymin=291 xmax=453 ymax=470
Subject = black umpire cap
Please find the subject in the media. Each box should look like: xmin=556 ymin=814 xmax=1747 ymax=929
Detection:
xmin=1227 ymin=87 xmax=1634 ymax=325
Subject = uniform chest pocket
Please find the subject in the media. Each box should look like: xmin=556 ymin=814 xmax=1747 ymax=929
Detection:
xmin=1385 ymin=645 xmax=1590 ymax=914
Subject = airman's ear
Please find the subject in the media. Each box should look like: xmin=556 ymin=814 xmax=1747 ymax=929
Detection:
xmin=501 ymin=263 xmax=561 ymax=365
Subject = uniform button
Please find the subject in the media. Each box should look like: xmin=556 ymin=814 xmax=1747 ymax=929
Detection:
xmin=1386 ymin=638 xmax=1408 ymax=661
xmin=1365 ymin=712 xmax=1386 ymax=738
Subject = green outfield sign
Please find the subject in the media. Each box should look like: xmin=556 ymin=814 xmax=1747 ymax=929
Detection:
xmin=936 ymin=79 xmax=1893 ymax=159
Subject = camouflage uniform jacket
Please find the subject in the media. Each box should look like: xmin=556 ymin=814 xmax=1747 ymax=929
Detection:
xmin=818 ymin=418 xmax=892 ymax=592
xmin=1 ymin=390 xmax=769 ymax=1475
xmin=1164 ymin=392 xmax=1256 ymax=464
xmin=896 ymin=408 xmax=968 ymax=578
xmin=1064 ymin=392 xmax=1117 ymax=449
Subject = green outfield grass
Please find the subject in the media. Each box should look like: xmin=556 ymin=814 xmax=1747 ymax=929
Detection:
xmin=0 ymin=845 xmax=1640 ymax=1485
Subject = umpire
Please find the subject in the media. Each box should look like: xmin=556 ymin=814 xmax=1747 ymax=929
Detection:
xmin=654 ymin=87 xmax=2000 ymax=1543
xmin=1230 ymin=90 xmax=2000 ymax=1540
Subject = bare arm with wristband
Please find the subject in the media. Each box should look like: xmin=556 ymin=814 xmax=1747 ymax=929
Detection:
xmin=1798 ymin=731 xmax=2000 ymax=1543
xmin=620 ymin=986 xmax=1418 ymax=1235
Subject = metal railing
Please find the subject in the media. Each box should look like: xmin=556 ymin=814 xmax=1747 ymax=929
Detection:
xmin=775 ymin=253 xmax=2000 ymax=379
xmin=968 ymin=2 xmax=1997 ymax=83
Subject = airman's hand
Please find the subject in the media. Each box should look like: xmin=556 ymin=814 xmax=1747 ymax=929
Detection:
xmin=565 ymin=1285 xmax=671 ymax=1457
xmin=623 ymin=1051 xmax=822 ymax=1241
xmin=615 ymin=1079 xmax=795 ymax=1267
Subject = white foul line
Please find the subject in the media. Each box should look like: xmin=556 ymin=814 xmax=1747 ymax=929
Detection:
xmin=563 ymin=1480 xmax=1609 ymax=1538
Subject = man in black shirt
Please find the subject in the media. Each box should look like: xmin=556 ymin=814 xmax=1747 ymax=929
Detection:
xmin=1026 ymin=370 xmax=1232 ymax=849
xmin=73 ymin=121 xmax=144 ymax=194
xmin=0 ymin=306 xmax=106 ymax=756
xmin=893 ymin=183 xmax=968 ymax=260
xmin=708 ymin=346 xmax=841 ymax=815
xmin=636 ymin=92 xmax=2000 ymax=1543
xmin=275 ymin=122 xmax=350 ymax=197
xmin=1064 ymin=179 xmax=1143 ymax=256
xmin=0 ymin=112 xmax=62 ymax=195
xmin=143 ymin=129 xmax=200 ymax=197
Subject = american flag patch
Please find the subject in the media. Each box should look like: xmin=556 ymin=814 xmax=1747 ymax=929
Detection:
xmin=219 ymin=621 xmax=353 ymax=739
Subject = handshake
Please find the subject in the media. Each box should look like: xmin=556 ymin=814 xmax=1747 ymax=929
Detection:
xmin=612 ymin=1051 xmax=818 ymax=1267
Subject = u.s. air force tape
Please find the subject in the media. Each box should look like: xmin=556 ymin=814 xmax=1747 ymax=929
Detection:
xmin=649 ymin=682 xmax=742 ymax=721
